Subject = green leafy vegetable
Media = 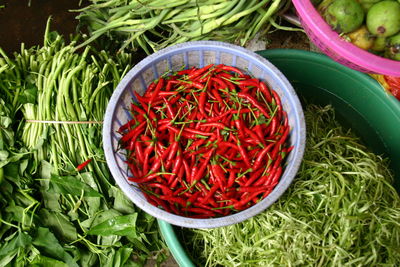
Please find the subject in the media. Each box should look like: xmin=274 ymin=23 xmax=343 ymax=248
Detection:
xmin=47 ymin=174 xmax=103 ymax=198
xmin=183 ymin=104 xmax=400 ymax=267
xmin=88 ymin=214 xmax=138 ymax=237
xmin=0 ymin=18 xmax=167 ymax=266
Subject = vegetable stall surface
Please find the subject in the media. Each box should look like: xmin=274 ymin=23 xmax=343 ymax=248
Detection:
xmin=74 ymin=0 xmax=293 ymax=54
xmin=180 ymin=104 xmax=400 ymax=266
xmin=119 ymin=64 xmax=292 ymax=218
xmin=0 ymin=20 xmax=167 ymax=266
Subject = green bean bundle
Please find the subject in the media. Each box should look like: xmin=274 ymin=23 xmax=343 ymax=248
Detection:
xmin=183 ymin=104 xmax=400 ymax=267
xmin=74 ymin=0 xmax=290 ymax=54
xmin=0 ymin=20 xmax=166 ymax=266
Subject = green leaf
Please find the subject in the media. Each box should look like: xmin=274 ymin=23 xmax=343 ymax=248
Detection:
xmin=30 ymin=254 xmax=69 ymax=267
xmin=87 ymin=214 xmax=138 ymax=238
xmin=0 ymin=249 xmax=18 ymax=266
xmin=19 ymin=86 xmax=38 ymax=104
xmin=5 ymin=204 xmax=31 ymax=226
xmin=0 ymin=231 xmax=32 ymax=257
xmin=80 ymin=209 xmax=121 ymax=230
xmin=79 ymin=250 xmax=98 ymax=267
xmin=48 ymin=174 xmax=103 ymax=198
xmin=109 ymin=186 xmax=135 ymax=214
xmin=80 ymin=172 xmax=101 ymax=216
xmin=39 ymin=161 xmax=61 ymax=211
xmin=3 ymin=162 xmax=20 ymax=185
xmin=39 ymin=209 xmax=77 ymax=242
xmin=0 ymin=150 xmax=9 ymax=160
xmin=32 ymin=227 xmax=78 ymax=267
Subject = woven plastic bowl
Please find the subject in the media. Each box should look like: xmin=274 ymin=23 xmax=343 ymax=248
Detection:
xmin=292 ymin=0 xmax=400 ymax=76
xmin=103 ymin=41 xmax=306 ymax=229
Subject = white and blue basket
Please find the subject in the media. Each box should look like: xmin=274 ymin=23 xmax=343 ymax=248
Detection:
xmin=103 ymin=41 xmax=306 ymax=229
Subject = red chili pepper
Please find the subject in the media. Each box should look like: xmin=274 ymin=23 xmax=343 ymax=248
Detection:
xmin=218 ymin=65 xmax=245 ymax=77
xmin=227 ymin=170 xmax=236 ymax=188
xmin=191 ymin=149 xmax=215 ymax=186
xmin=259 ymin=81 xmax=272 ymax=103
xmin=238 ymin=79 xmax=259 ymax=88
xmin=118 ymin=118 xmax=136 ymax=133
xmin=186 ymin=191 xmax=201 ymax=207
xmin=210 ymin=161 xmax=226 ymax=190
xmin=177 ymin=67 xmax=195 ymax=76
xmin=211 ymin=77 xmax=228 ymax=89
xmin=168 ymin=151 xmax=183 ymax=184
xmin=76 ymin=159 xmax=92 ymax=172
xmin=158 ymin=195 xmax=187 ymax=207
xmin=128 ymin=172 xmax=160 ymax=183
xmin=120 ymin=121 xmax=146 ymax=144
xmin=143 ymin=192 xmax=172 ymax=213
xmin=252 ymin=143 xmax=274 ymax=171
xmin=178 ymin=79 xmax=204 ymax=90
xmin=147 ymin=183 xmax=173 ymax=195
xmin=198 ymin=90 xmax=207 ymax=116
xmin=237 ymin=92 xmax=271 ymax=119
xmin=149 ymin=78 xmax=165 ymax=104
xmin=271 ymin=89 xmax=283 ymax=113
xmin=188 ymin=64 xmax=214 ymax=80
xmin=233 ymin=135 xmax=251 ymax=169
xmin=186 ymin=207 xmax=216 ymax=217
xmin=243 ymin=167 xmax=263 ymax=187
xmin=200 ymin=122 xmax=229 ymax=130
xmin=183 ymin=128 xmax=214 ymax=136
xmin=142 ymin=142 xmax=155 ymax=175
xmin=163 ymin=97 xmax=175 ymax=119
xmin=134 ymin=141 xmax=144 ymax=163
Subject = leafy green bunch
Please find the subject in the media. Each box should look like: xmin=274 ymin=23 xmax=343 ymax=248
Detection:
xmin=0 ymin=19 xmax=166 ymax=267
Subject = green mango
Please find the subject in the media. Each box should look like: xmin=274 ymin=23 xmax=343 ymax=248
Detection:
xmin=366 ymin=1 xmax=400 ymax=37
xmin=324 ymin=0 xmax=365 ymax=33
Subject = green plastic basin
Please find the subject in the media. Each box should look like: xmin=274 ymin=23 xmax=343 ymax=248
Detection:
xmin=158 ymin=49 xmax=400 ymax=267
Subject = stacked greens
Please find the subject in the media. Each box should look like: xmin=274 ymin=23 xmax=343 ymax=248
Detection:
xmin=74 ymin=0 xmax=292 ymax=54
xmin=183 ymin=104 xmax=400 ymax=266
xmin=0 ymin=20 xmax=166 ymax=266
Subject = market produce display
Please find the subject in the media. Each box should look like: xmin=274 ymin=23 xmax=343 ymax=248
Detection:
xmin=118 ymin=64 xmax=292 ymax=218
xmin=0 ymin=20 xmax=166 ymax=266
xmin=74 ymin=0 xmax=292 ymax=54
xmin=1 ymin=0 xmax=400 ymax=266
xmin=315 ymin=0 xmax=400 ymax=60
xmin=181 ymin=104 xmax=400 ymax=266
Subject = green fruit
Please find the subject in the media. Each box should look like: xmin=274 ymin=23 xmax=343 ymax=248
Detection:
xmin=386 ymin=33 xmax=400 ymax=60
xmin=366 ymin=1 xmax=400 ymax=37
xmin=371 ymin=36 xmax=388 ymax=51
xmin=324 ymin=0 xmax=365 ymax=33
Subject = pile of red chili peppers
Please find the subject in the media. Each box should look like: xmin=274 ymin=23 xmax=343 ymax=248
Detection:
xmin=118 ymin=64 xmax=293 ymax=218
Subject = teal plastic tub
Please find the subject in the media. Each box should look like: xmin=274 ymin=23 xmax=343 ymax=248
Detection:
xmin=158 ymin=49 xmax=400 ymax=267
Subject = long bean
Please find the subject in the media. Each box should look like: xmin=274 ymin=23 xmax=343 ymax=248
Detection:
xmin=74 ymin=0 xmax=290 ymax=53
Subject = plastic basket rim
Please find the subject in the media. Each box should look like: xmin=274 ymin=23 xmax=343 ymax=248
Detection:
xmin=103 ymin=40 xmax=306 ymax=229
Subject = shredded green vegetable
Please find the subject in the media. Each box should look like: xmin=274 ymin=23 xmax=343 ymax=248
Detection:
xmin=74 ymin=0 xmax=293 ymax=54
xmin=183 ymin=104 xmax=400 ymax=267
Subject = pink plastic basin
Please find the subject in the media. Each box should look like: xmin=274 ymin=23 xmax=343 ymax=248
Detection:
xmin=292 ymin=0 xmax=400 ymax=76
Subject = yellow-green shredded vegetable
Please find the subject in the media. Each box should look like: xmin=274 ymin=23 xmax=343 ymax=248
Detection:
xmin=183 ymin=104 xmax=400 ymax=267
